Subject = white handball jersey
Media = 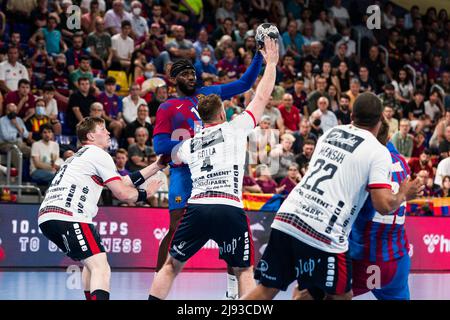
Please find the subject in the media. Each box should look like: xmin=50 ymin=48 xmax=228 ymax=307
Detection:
xmin=38 ymin=145 xmax=121 ymax=225
xmin=176 ymin=110 xmax=256 ymax=208
xmin=272 ymin=124 xmax=392 ymax=253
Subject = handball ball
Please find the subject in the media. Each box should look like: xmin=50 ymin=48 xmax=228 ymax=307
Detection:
xmin=255 ymin=23 xmax=279 ymax=48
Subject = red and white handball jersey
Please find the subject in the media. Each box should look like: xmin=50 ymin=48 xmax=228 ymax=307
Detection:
xmin=38 ymin=145 xmax=121 ymax=224
xmin=176 ymin=111 xmax=256 ymax=208
xmin=272 ymin=124 xmax=392 ymax=253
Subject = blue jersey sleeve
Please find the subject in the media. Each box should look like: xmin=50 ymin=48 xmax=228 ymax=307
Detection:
xmin=198 ymin=51 xmax=263 ymax=100
xmin=153 ymin=133 xmax=182 ymax=155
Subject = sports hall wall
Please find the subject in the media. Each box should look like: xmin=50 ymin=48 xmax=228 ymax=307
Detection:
xmin=0 ymin=204 xmax=449 ymax=271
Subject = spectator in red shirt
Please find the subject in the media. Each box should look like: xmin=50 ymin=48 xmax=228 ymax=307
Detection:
xmin=290 ymin=77 xmax=307 ymax=114
xmin=255 ymin=164 xmax=285 ymax=194
xmin=278 ymin=93 xmax=301 ymax=133
xmin=408 ymin=148 xmax=434 ymax=179
xmin=5 ymin=79 xmax=36 ymax=122
xmin=243 ymin=175 xmax=263 ymax=193
xmin=279 ymin=163 xmax=301 ymax=195
xmin=411 ymin=131 xmax=426 ymax=158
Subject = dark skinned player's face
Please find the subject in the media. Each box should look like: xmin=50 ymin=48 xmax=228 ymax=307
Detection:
xmin=176 ymin=69 xmax=197 ymax=96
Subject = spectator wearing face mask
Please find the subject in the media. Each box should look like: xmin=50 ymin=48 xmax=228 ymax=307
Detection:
xmin=45 ymin=54 xmax=70 ymax=111
xmin=26 ymin=98 xmax=51 ymax=141
xmin=194 ymin=48 xmax=218 ymax=86
xmin=130 ymin=1 xmax=148 ymax=41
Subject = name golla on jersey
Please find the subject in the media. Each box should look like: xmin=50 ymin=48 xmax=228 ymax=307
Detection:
xmin=175 ymin=110 xmax=257 ymax=208
xmin=38 ymin=145 xmax=121 ymax=225
xmin=272 ymin=124 xmax=393 ymax=253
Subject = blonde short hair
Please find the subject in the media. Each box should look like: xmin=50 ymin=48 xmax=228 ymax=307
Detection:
xmin=281 ymin=133 xmax=295 ymax=143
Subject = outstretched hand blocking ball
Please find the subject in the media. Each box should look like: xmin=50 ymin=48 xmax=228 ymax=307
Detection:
xmin=255 ymin=23 xmax=279 ymax=49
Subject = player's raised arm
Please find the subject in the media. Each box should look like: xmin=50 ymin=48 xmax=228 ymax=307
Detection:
xmin=246 ymin=37 xmax=279 ymax=123
xmin=211 ymin=50 xmax=263 ymax=100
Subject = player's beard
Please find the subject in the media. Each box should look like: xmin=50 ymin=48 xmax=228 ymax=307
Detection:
xmin=178 ymin=81 xmax=196 ymax=96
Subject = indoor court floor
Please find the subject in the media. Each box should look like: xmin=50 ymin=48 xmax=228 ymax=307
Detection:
xmin=1 ymin=269 xmax=449 ymax=300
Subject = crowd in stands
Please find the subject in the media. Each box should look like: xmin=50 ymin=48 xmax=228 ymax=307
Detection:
xmin=0 ymin=0 xmax=449 ymax=213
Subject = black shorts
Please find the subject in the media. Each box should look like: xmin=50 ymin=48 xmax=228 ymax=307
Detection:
xmin=39 ymin=220 xmax=105 ymax=261
xmin=254 ymin=228 xmax=352 ymax=296
xmin=169 ymin=204 xmax=254 ymax=268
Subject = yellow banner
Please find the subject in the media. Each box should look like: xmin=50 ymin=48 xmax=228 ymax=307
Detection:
xmin=391 ymin=0 xmax=450 ymax=14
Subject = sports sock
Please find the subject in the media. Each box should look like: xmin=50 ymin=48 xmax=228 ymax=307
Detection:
xmin=91 ymin=289 xmax=110 ymax=300
xmin=84 ymin=291 xmax=92 ymax=300
xmin=226 ymin=273 xmax=239 ymax=299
